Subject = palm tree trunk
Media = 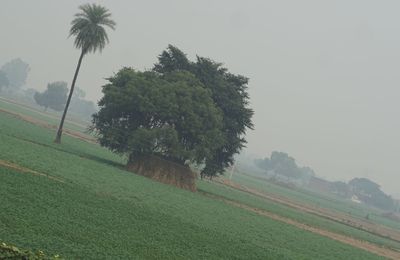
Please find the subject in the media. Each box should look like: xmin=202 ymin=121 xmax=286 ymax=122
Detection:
xmin=54 ymin=50 xmax=85 ymax=143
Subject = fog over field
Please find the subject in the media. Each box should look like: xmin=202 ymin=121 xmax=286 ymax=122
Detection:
xmin=1 ymin=0 xmax=399 ymax=195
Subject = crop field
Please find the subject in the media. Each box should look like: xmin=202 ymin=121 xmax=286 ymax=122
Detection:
xmin=0 ymin=97 xmax=89 ymax=134
xmin=0 ymin=102 xmax=398 ymax=259
xmin=198 ymin=180 xmax=400 ymax=251
xmin=229 ymin=170 xmax=400 ymax=231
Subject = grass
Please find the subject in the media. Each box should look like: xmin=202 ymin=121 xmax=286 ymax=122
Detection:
xmin=0 ymin=98 xmax=89 ymax=134
xmin=0 ymin=112 xmax=387 ymax=259
xmin=198 ymin=180 xmax=400 ymax=251
xmin=230 ymin=170 xmax=400 ymax=231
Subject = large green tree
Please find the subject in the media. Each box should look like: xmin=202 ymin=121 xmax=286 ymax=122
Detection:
xmin=55 ymin=3 xmax=115 ymax=143
xmin=34 ymin=81 xmax=68 ymax=111
xmin=92 ymin=68 xmax=224 ymax=166
xmin=153 ymin=45 xmax=254 ymax=178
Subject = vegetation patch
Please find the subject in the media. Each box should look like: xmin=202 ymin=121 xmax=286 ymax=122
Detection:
xmin=0 ymin=241 xmax=61 ymax=260
xmin=91 ymin=46 xmax=254 ymax=188
xmin=127 ymin=155 xmax=197 ymax=191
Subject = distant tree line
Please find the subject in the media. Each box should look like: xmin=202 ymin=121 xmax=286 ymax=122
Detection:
xmin=34 ymin=81 xmax=96 ymax=120
xmin=255 ymin=151 xmax=315 ymax=180
xmin=348 ymin=178 xmax=394 ymax=211
xmin=255 ymin=152 xmax=395 ymax=211
xmin=69 ymin=88 xmax=97 ymax=121
xmin=328 ymin=178 xmax=395 ymax=211
xmin=0 ymin=57 xmax=97 ymax=120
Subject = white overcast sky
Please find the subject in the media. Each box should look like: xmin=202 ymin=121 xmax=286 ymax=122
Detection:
xmin=1 ymin=0 xmax=399 ymax=196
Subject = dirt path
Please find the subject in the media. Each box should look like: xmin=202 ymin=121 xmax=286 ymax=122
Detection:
xmin=0 ymin=97 xmax=89 ymax=129
xmin=0 ymin=108 xmax=97 ymax=144
xmin=201 ymin=191 xmax=400 ymax=260
xmin=0 ymin=159 xmax=64 ymax=183
xmin=216 ymin=178 xmax=400 ymax=244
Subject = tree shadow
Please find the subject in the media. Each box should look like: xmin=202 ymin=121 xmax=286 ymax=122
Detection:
xmin=12 ymin=134 xmax=127 ymax=169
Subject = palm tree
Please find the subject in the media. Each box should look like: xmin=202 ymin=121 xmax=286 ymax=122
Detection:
xmin=55 ymin=3 xmax=115 ymax=143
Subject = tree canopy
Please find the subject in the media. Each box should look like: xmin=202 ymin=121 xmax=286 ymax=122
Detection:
xmin=1 ymin=58 xmax=30 ymax=90
xmin=92 ymin=46 xmax=253 ymax=177
xmin=332 ymin=181 xmax=351 ymax=198
xmin=34 ymin=81 xmax=68 ymax=111
xmin=70 ymin=3 xmax=116 ymax=54
xmin=0 ymin=71 xmax=9 ymax=91
xmin=92 ymin=68 xmax=224 ymax=166
xmin=349 ymin=178 xmax=394 ymax=210
xmin=153 ymin=45 xmax=254 ymax=177
xmin=255 ymin=151 xmax=315 ymax=180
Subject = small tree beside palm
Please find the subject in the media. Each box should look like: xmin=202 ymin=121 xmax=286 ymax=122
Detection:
xmin=34 ymin=81 xmax=68 ymax=112
xmin=55 ymin=3 xmax=115 ymax=143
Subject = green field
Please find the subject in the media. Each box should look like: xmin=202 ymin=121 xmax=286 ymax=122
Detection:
xmin=198 ymin=180 xmax=400 ymax=251
xmin=0 ymin=104 xmax=391 ymax=259
xmin=229 ymin=170 xmax=400 ymax=231
xmin=0 ymin=97 xmax=89 ymax=134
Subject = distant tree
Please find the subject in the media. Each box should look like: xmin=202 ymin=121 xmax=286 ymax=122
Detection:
xmin=70 ymin=87 xmax=97 ymax=120
xmin=349 ymin=178 xmax=380 ymax=194
xmin=24 ymin=88 xmax=36 ymax=98
xmin=254 ymin=157 xmax=272 ymax=171
xmin=34 ymin=81 xmax=68 ymax=111
xmin=0 ymin=71 xmax=9 ymax=91
xmin=55 ymin=3 xmax=116 ymax=143
xmin=349 ymin=178 xmax=394 ymax=210
xmin=71 ymin=98 xmax=96 ymax=120
xmin=255 ymin=151 xmax=314 ymax=180
xmin=23 ymin=88 xmax=37 ymax=103
xmin=300 ymin=166 xmax=315 ymax=177
xmin=73 ymin=87 xmax=86 ymax=99
xmin=153 ymin=45 xmax=254 ymax=178
xmin=92 ymin=68 xmax=224 ymax=167
xmin=1 ymin=58 xmax=30 ymax=90
xmin=332 ymin=181 xmax=351 ymax=198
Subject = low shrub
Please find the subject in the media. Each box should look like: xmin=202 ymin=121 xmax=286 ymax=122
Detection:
xmin=0 ymin=241 xmax=61 ymax=260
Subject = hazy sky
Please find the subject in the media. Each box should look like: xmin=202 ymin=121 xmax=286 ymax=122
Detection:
xmin=1 ymin=0 xmax=399 ymax=196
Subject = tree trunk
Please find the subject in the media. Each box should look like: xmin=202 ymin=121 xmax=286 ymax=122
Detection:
xmin=54 ymin=50 xmax=85 ymax=143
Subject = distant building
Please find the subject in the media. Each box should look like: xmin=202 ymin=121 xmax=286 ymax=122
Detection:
xmin=351 ymin=195 xmax=362 ymax=204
